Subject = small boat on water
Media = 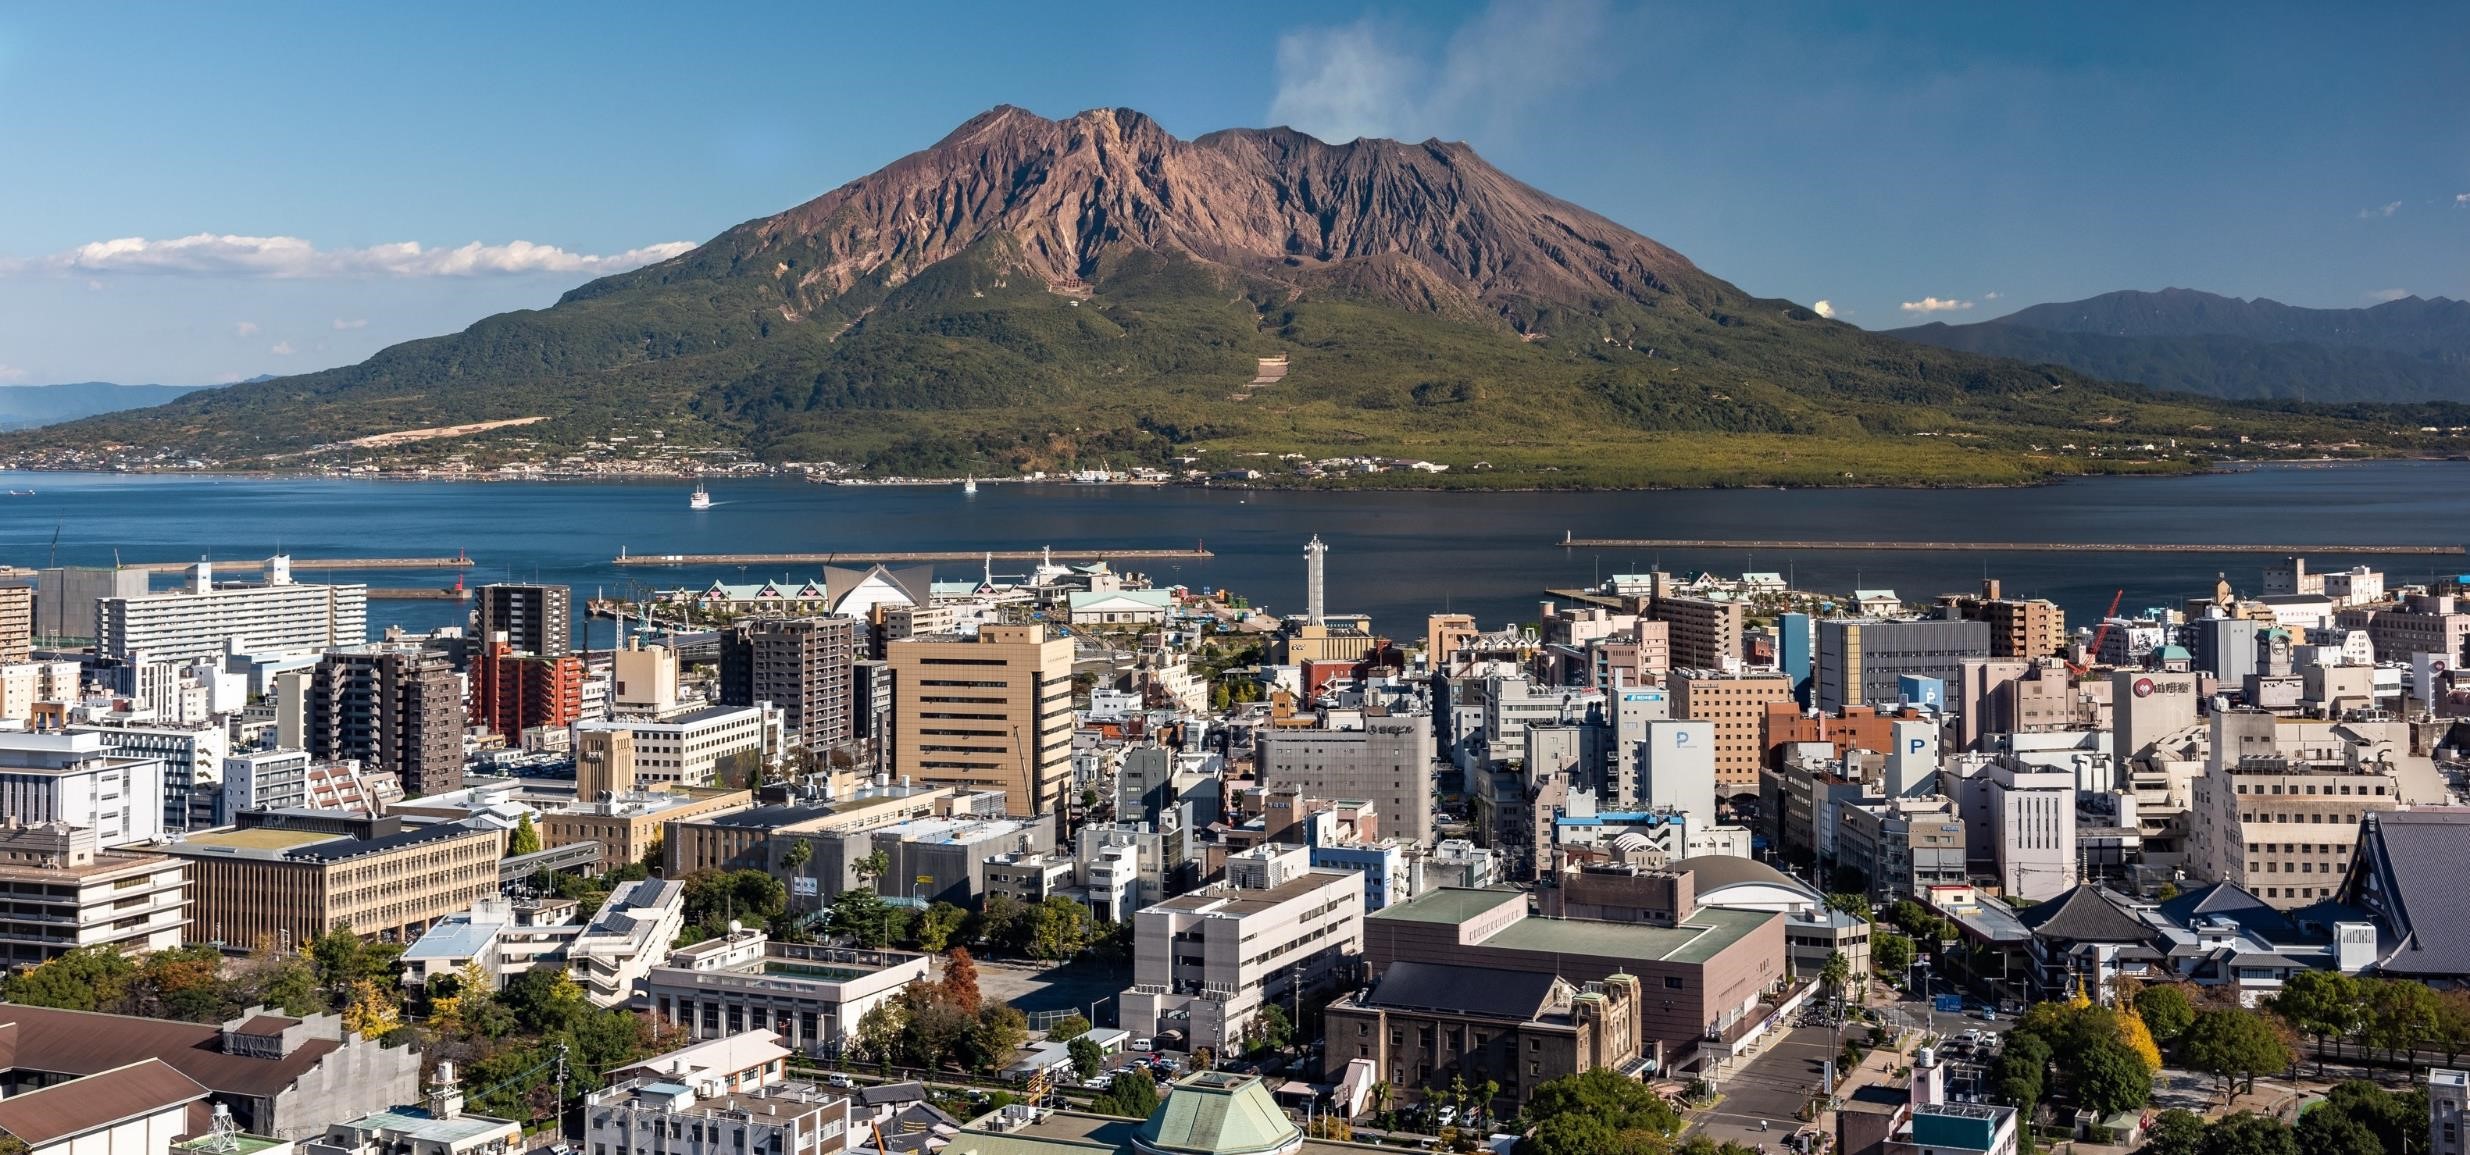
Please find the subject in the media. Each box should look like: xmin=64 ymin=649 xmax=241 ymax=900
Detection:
xmin=962 ymin=476 xmax=978 ymax=495
xmin=689 ymin=482 xmax=712 ymax=510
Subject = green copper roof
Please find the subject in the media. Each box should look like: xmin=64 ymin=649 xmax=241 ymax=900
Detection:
xmin=1134 ymin=1074 xmax=1302 ymax=1155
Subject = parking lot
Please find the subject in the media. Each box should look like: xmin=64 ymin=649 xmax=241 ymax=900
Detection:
xmin=939 ymin=955 xmax=1133 ymax=1021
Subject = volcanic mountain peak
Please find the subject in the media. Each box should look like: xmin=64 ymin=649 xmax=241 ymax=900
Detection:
xmin=625 ymin=104 xmax=1706 ymax=324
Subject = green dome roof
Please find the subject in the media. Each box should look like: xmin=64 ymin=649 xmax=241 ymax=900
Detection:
xmin=1133 ymin=1073 xmax=1302 ymax=1155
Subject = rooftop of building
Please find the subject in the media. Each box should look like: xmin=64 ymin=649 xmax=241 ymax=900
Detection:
xmin=1146 ymin=869 xmax=1359 ymax=917
xmin=552 ymin=785 xmax=745 ymax=818
xmin=168 ymin=819 xmax=493 ymax=863
xmin=0 ymin=1004 xmax=350 ymax=1099
xmin=335 ymin=1106 xmax=515 ymax=1146
xmin=1373 ymin=885 xmax=1774 ymax=964
xmin=0 ymin=1058 xmax=208 ymax=1147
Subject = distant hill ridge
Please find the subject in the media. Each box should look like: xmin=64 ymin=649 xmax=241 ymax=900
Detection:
xmin=0 ymin=381 xmax=218 ymax=430
xmin=1891 ymin=288 xmax=2470 ymax=402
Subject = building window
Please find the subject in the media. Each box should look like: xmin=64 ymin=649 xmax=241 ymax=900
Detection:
xmin=1664 ymin=976 xmax=1685 ymax=990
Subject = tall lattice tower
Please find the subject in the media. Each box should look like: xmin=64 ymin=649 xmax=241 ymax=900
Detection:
xmin=1304 ymin=535 xmax=1327 ymax=625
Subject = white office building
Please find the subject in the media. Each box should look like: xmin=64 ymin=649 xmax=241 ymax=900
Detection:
xmin=75 ymin=722 xmax=228 ymax=831
xmin=1639 ymin=718 xmax=1717 ymax=831
xmin=575 ymin=704 xmax=777 ymax=788
xmin=0 ymin=730 xmax=167 ymax=847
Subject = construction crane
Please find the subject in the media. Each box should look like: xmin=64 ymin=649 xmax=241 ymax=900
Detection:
xmin=2066 ymin=588 xmax=2127 ymax=676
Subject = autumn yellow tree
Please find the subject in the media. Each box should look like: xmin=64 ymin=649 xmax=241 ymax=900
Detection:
xmin=341 ymin=979 xmax=402 ymax=1039
xmin=2118 ymin=1008 xmax=2165 ymax=1072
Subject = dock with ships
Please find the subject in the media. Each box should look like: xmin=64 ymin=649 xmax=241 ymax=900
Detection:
xmin=611 ymin=546 xmax=1213 ymax=566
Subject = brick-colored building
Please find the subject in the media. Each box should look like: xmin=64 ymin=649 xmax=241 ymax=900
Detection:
xmin=1671 ymin=670 xmax=1795 ymax=796
xmin=1761 ymin=703 xmax=1934 ymax=767
xmin=1323 ymin=966 xmax=1649 ymax=1116
xmin=468 ymin=643 xmax=584 ymax=745
xmin=541 ymin=785 xmax=753 ymax=873
xmin=1353 ymin=886 xmax=1782 ymax=1073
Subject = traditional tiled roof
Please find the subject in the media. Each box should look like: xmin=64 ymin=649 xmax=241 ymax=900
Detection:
xmin=2016 ymin=885 xmax=2149 ymax=944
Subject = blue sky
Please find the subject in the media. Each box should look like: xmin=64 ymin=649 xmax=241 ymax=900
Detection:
xmin=1 ymin=1 xmax=2463 ymax=385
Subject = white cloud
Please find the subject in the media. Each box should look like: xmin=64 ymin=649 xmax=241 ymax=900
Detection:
xmin=269 ymin=341 xmax=295 ymax=356
xmin=1983 ymin=291 xmax=2002 ymax=300
xmin=0 ymin=364 xmax=26 ymax=384
xmin=1900 ymin=296 xmax=1975 ymax=314
xmin=5 ymin=234 xmax=694 ymax=278
xmin=1269 ymin=0 xmax=1611 ymax=144
xmin=2359 ymin=201 xmax=2402 ymax=219
xmin=2456 ymin=193 xmax=2470 ymax=206
xmin=2368 ymin=288 xmax=2412 ymax=303
xmin=1811 ymin=299 xmax=1837 ymax=319
xmin=234 ymin=321 xmax=259 ymax=336
xmin=332 ymin=318 xmax=368 ymax=330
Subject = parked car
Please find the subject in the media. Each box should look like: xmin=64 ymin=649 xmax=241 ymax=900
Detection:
xmin=1436 ymin=1107 xmax=1458 ymax=1127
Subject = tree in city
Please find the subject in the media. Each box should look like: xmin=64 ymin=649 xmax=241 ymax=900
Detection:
xmin=1990 ymin=1033 xmax=2050 ymax=1112
xmin=914 ymin=901 xmax=969 ymax=952
xmin=2118 ymin=1007 xmax=2165 ymax=1072
xmin=2134 ymin=984 xmax=2199 ymax=1045
xmin=1872 ymin=931 xmax=1916 ymax=977
xmin=2310 ymin=1079 xmax=2428 ymax=1154
xmin=1047 ymin=1014 xmax=1093 ymax=1042
xmin=1252 ymin=1004 xmax=1294 ymax=1054
xmin=1824 ymin=892 xmax=1872 ymax=920
xmin=1069 ymin=1036 xmax=1106 ymax=1079
xmin=975 ymin=893 xmax=1030 ymax=955
xmin=855 ymin=849 xmax=892 ymax=889
xmin=1515 ymin=1069 xmax=1682 ymax=1155
xmin=2072 ymin=1036 xmax=2153 ymax=1117
xmin=2267 ymin=969 xmax=2362 ymax=1071
xmin=1 ymin=946 xmax=135 ymax=1012
xmin=509 ymin=813 xmax=542 ymax=856
xmin=964 ymin=1004 xmax=1028 ymax=1072
xmin=1026 ymin=896 xmax=1095 ymax=960
xmin=340 ymin=979 xmax=402 ymax=1040
xmin=2180 ymin=1007 xmax=2295 ymax=1101
xmin=779 ymin=839 xmax=814 ymax=911
xmin=831 ymin=886 xmax=896 ymax=948
xmin=2196 ymin=1112 xmax=2296 ymax=1155
xmin=681 ymin=869 xmax=788 ymax=939
xmin=2362 ymin=976 xmax=2443 ymax=1064
xmin=2137 ymin=1108 xmax=2206 ymax=1155
xmin=1818 ymin=951 xmax=1852 ymax=1006
xmin=1089 ymin=1069 xmax=1160 ymax=1118
xmin=1371 ymin=1081 xmax=1395 ymax=1130
xmin=2292 ymin=1108 xmax=2383 ymax=1155
xmin=941 ymin=948 xmax=985 ymax=1014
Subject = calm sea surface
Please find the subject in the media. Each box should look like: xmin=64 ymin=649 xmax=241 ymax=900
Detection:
xmin=3 ymin=463 xmax=2464 ymax=642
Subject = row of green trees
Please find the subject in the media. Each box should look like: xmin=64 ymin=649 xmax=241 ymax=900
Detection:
xmin=1512 ymin=1069 xmax=1758 ymax=1155
xmin=2268 ymin=969 xmax=2470 ymax=1068
xmin=2138 ymin=1080 xmax=2426 ymax=1155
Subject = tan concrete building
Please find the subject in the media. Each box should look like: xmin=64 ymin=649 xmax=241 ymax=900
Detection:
xmin=541 ymin=786 xmax=752 ymax=872
xmin=663 ymin=785 xmax=963 ymax=877
xmin=0 ymin=584 xmax=29 ymax=664
xmin=2188 ymin=711 xmax=2404 ymax=909
xmin=1425 ymin=614 xmax=1477 ymax=667
xmin=1651 ymin=596 xmax=1743 ymax=671
xmin=574 ymin=727 xmax=637 ymax=802
xmin=1978 ymin=598 xmax=2065 ymax=660
xmin=886 ymin=625 xmax=1074 ymax=814
xmin=0 ymin=821 xmax=188 ymax=967
xmin=161 ymin=811 xmax=505 ymax=948
xmin=1671 ymin=669 xmax=1794 ymax=794
xmin=1280 ymin=621 xmax=1381 ymax=665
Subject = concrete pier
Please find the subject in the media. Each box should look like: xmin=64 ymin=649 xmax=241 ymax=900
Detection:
xmin=1557 ymin=535 xmax=2463 ymax=555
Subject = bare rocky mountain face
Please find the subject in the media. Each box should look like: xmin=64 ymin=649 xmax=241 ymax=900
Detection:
xmin=594 ymin=105 xmax=1720 ymax=332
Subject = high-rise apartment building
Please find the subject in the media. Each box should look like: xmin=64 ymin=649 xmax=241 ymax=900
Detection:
xmin=2188 ymin=711 xmax=2403 ymax=909
xmin=0 ymin=584 xmax=30 ymax=663
xmin=98 ymin=560 xmax=366 ymax=663
xmin=1652 ymin=596 xmax=1743 ymax=671
xmin=1669 ymin=670 xmax=1794 ymax=796
xmin=470 ymin=583 xmax=573 ymax=658
xmin=721 ymin=617 xmax=855 ymax=755
xmin=886 ymin=625 xmax=1074 ymax=814
xmin=308 ymin=646 xmax=464 ymax=797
